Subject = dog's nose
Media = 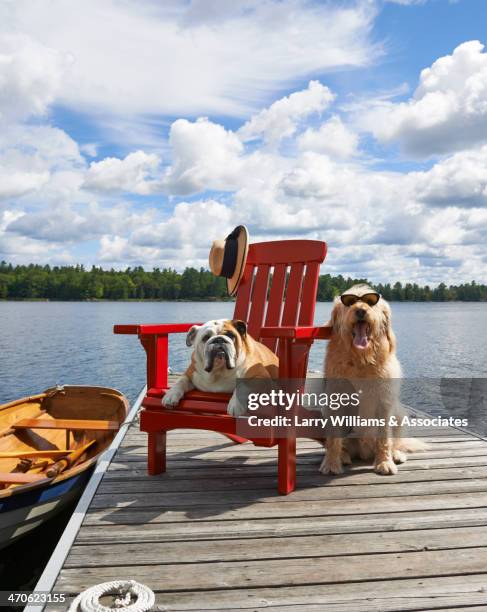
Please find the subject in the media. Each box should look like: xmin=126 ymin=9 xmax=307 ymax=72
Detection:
xmin=211 ymin=336 xmax=225 ymax=344
xmin=355 ymin=308 xmax=366 ymax=320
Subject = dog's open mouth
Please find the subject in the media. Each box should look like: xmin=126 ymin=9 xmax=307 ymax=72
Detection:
xmin=352 ymin=321 xmax=371 ymax=349
xmin=205 ymin=347 xmax=233 ymax=372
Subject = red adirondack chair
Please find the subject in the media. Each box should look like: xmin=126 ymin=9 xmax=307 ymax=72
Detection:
xmin=114 ymin=239 xmax=331 ymax=494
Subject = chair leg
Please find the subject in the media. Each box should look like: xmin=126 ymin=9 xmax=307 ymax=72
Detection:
xmin=278 ymin=437 xmax=296 ymax=495
xmin=222 ymin=433 xmax=248 ymax=445
xmin=147 ymin=431 xmax=166 ymax=475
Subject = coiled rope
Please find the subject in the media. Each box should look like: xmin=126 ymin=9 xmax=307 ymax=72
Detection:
xmin=68 ymin=580 xmax=155 ymax=611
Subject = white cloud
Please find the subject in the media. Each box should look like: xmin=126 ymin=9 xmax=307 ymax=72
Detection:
xmin=0 ymin=32 xmax=68 ymax=121
xmin=161 ymin=118 xmax=244 ymax=195
xmin=413 ymin=145 xmax=487 ymax=207
xmin=298 ymin=115 xmax=359 ymax=158
xmin=83 ymin=151 xmax=161 ymax=194
xmin=279 ymin=152 xmax=359 ymax=201
xmin=0 ymin=209 xmax=72 ymax=263
xmin=361 ymin=41 xmax=487 ymax=156
xmin=0 ymin=124 xmax=84 ymax=201
xmin=131 ymin=200 xmax=233 ymax=250
xmin=97 ymin=235 xmax=156 ymax=266
xmin=0 ymin=169 xmax=49 ymax=199
xmin=239 ymin=81 xmax=335 ymax=145
xmin=80 ymin=143 xmax=98 ymax=158
xmin=2 ymin=0 xmax=378 ymax=120
xmin=5 ymin=202 xmax=154 ymax=243
xmin=384 ymin=0 xmax=426 ymax=5
xmin=158 ymin=84 xmax=339 ymax=196
xmin=99 ymin=200 xmax=232 ymax=266
xmin=0 ymin=124 xmax=82 ymax=167
xmin=0 ymin=210 xmax=24 ymax=232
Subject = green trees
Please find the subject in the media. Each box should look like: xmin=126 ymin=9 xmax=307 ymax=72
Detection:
xmin=0 ymin=261 xmax=228 ymax=301
xmin=0 ymin=260 xmax=485 ymax=301
xmin=321 ymin=278 xmax=487 ymax=302
xmin=392 ymin=282 xmax=404 ymax=301
xmin=317 ymin=274 xmax=369 ymax=301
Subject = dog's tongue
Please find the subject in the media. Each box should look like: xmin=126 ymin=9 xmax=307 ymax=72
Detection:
xmin=214 ymin=353 xmax=225 ymax=365
xmin=353 ymin=321 xmax=369 ymax=349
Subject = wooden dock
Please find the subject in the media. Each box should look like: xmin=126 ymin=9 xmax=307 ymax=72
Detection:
xmin=43 ymin=377 xmax=487 ymax=611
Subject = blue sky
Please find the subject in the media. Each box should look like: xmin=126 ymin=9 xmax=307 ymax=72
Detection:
xmin=1 ymin=0 xmax=487 ymax=285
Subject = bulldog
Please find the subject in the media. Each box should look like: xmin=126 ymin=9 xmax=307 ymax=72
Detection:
xmin=162 ymin=319 xmax=279 ymax=416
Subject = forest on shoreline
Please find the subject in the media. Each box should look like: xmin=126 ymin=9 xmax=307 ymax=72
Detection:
xmin=1 ymin=262 xmax=486 ymax=302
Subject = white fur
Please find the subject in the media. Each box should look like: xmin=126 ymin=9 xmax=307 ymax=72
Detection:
xmin=162 ymin=375 xmax=194 ymax=407
xmin=162 ymin=319 xmax=248 ymax=415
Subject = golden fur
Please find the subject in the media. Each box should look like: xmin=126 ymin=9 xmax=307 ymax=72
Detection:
xmin=321 ymin=284 xmax=425 ymax=476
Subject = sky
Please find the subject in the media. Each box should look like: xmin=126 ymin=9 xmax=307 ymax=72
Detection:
xmin=1 ymin=0 xmax=487 ymax=286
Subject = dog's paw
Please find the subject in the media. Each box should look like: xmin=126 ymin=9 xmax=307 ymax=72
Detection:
xmin=227 ymin=396 xmax=246 ymax=417
xmin=375 ymin=459 xmax=398 ymax=475
xmin=162 ymin=387 xmax=184 ymax=407
xmin=392 ymin=449 xmax=407 ymax=464
xmin=319 ymin=456 xmax=344 ymax=475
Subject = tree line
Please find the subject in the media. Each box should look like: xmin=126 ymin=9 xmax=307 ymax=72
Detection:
xmin=317 ymin=274 xmax=487 ymax=302
xmin=0 ymin=262 xmax=486 ymax=301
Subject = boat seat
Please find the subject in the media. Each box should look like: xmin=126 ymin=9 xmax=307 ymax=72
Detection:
xmin=0 ymin=450 xmax=71 ymax=459
xmin=12 ymin=418 xmax=119 ymax=431
xmin=0 ymin=472 xmax=46 ymax=483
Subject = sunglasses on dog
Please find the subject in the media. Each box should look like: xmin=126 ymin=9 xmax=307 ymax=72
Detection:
xmin=340 ymin=292 xmax=381 ymax=307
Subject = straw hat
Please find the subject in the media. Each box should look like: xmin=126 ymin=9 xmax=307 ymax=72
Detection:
xmin=209 ymin=225 xmax=249 ymax=296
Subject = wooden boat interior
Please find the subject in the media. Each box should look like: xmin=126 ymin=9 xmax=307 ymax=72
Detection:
xmin=0 ymin=386 xmax=128 ymax=497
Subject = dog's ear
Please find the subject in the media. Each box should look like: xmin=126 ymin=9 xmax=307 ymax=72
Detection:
xmin=387 ymin=327 xmax=396 ymax=354
xmin=186 ymin=325 xmax=200 ymax=347
xmin=232 ymin=320 xmax=247 ymax=338
xmin=328 ymin=297 xmax=342 ymax=333
xmin=382 ymin=306 xmax=396 ymax=353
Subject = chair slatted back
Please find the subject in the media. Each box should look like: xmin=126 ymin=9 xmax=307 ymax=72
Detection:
xmin=233 ymin=240 xmax=327 ymax=363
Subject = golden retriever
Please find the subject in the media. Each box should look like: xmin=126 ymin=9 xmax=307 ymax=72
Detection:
xmin=320 ymin=284 xmax=425 ymax=476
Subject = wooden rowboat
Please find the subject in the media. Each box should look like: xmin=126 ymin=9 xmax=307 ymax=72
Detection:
xmin=0 ymin=385 xmax=128 ymax=549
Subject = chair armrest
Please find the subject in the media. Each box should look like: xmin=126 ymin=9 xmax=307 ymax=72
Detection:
xmin=113 ymin=322 xmax=201 ymax=391
xmin=260 ymin=326 xmax=331 ymax=378
xmin=114 ymin=323 xmax=202 ymax=335
xmin=260 ymin=325 xmax=332 ymax=340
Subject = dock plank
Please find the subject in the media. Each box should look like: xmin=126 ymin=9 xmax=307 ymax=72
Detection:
xmin=99 ymin=464 xmax=487 ymax=492
xmin=85 ymin=490 xmax=487 ymax=519
xmin=64 ymin=525 xmax=487 ymax=566
xmin=47 ymin=575 xmax=487 ymax=612
xmin=75 ymin=506 xmax=487 ymax=543
xmin=56 ymin=547 xmax=487 ymax=592
xmin=88 ymin=480 xmax=487 ymax=511
xmin=116 ymin=443 xmax=487 ymax=461
xmin=107 ymin=454 xmax=487 ymax=475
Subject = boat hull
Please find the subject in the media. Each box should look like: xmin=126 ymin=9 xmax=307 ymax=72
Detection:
xmin=0 ymin=467 xmax=93 ymax=549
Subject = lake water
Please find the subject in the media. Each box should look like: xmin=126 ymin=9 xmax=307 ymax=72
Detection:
xmin=1 ymin=301 xmax=487 ymax=405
